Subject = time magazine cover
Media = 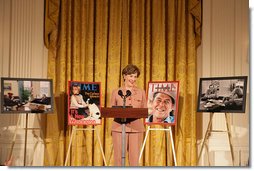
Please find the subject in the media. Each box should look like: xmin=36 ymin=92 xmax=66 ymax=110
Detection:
xmin=145 ymin=81 xmax=179 ymax=125
xmin=68 ymin=81 xmax=102 ymax=125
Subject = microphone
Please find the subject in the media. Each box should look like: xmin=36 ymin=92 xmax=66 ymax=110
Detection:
xmin=118 ymin=90 xmax=124 ymax=98
xmin=126 ymin=90 xmax=132 ymax=97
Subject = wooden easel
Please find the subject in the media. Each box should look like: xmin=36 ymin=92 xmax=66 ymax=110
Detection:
xmin=197 ymin=113 xmax=235 ymax=166
xmin=64 ymin=125 xmax=107 ymax=166
xmin=139 ymin=126 xmax=177 ymax=166
xmin=7 ymin=113 xmax=48 ymax=166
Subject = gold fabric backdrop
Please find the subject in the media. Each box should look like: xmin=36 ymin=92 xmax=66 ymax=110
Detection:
xmin=44 ymin=0 xmax=201 ymax=166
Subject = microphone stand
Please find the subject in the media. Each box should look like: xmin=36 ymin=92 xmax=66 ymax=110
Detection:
xmin=117 ymin=89 xmax=131 ymax=166
xmin=121 ymin=95 xmax=127 ymax=166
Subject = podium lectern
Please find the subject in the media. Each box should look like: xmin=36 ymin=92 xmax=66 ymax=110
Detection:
xmin=101 ymin=107 xmax=148 ymax=166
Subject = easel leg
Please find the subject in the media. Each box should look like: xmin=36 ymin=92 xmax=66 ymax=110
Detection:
xmin=225 ymin=113 xmax=234 ymax=166
xmin=34 ymin=114 xmax=51 ymax=166
xmin=168 ymin=126 xmax=177 ymax=166
xmin=204 ymin=143 xmax=211 ymax=166
xmin=94 ymin=127 xmax=107 ymax=166
xmin=7 ymin=114 xmax=21 ymax=162
xmin=139 ymin=126 xmax=150 ymax=163
xmin=198 ymin=113 xmax=214 ymax=164
xmin=64 ymin=126 xmax=76 ymax=166
xmin=23 ymin=113 xmax=29 ymax=166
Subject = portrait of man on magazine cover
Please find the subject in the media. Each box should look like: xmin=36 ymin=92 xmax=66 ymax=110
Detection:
xmin=145 ymin=81 xmax=179 ymax=125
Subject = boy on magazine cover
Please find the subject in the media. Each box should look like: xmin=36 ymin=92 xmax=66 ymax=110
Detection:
xmin=68 ymin=81 xmax=101 ymax=125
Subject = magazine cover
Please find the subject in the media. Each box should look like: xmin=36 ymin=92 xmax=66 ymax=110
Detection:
xmin=145 ymin=81 xmax=179 ymax=125
xmin=68 ymin=81 xmax=102 ymax=125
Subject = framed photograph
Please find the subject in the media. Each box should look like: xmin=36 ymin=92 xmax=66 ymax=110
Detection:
xmin=3 ymin=83 xmax=12 ymax=91
xmin=1 ymin=77 xmax=53 ymax=114
xmin=145 ymin=81 xmax=179 ymax=125
xmin=197 ymin=76 xmax=248 ymax=113
xmin=68 ymin=81 xmax=102 ymax=125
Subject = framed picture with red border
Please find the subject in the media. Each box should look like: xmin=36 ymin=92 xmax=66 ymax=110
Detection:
xmin=68 ymin=81 xmax=102 ymax=125
xmin=145 ymin=81 xmax=179 ymax=125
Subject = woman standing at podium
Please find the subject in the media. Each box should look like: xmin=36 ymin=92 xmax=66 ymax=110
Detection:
xmin=110 ymin=64 xmax=147 ymax=166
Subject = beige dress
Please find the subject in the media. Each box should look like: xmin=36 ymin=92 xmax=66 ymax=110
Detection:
xmin=110 ymin=86 xmax=147 ymax=166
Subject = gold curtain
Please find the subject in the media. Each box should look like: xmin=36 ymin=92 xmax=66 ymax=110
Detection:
xmin=44 ymin=0 xmax=201 ymax=166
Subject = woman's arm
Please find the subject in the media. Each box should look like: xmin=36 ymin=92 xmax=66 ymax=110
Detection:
xmin=110 ymin=89 xmax=117 ymax=107
xmin=141 ymin=90 xmax=147 ymax=108
xmin=71 ymin=95 xmax=85 ymax=108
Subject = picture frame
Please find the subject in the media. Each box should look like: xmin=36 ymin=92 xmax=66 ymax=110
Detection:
xmin=3 ymin=83 xmax=12 ymax=91
xmin=197 ymin=76 xmax=248 ymax=113
xmin=68 ymin=81 xmax=102 ymax=125
xmin=1 ymin=77 xmax=53 ymax=114
xmin=145 ymin=81 xmax=179 ymax=125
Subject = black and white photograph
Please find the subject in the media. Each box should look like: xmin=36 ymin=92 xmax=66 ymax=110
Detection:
xmin=197 ymin=76 xmax=248 ymax=113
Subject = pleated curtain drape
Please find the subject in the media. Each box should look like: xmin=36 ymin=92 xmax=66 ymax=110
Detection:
xmin=44 ymin=0 xmax=201 ymax=166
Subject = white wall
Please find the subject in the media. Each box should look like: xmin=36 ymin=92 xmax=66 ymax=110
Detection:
xmin=0 ymin=0 xmax=47 ymax=166
xmin=197 ymin=0 xmax=249 ymax=166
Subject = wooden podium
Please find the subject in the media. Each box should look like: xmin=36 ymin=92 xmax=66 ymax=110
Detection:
xmin=101 ymin=107 xmax=148 ymax=118
xmin=101 ymin=107 xmax=148 ymax=166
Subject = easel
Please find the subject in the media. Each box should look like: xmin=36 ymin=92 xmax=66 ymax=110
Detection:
xmin=197 ymin=112 xmax=234 ymax=166
xmin=7 ymin=113 xmax=48 ymax=166
xmin=64 ymin=125 xmax=107 ymax=166
xmin=139 ymin=126 xmax=177 ymax=166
